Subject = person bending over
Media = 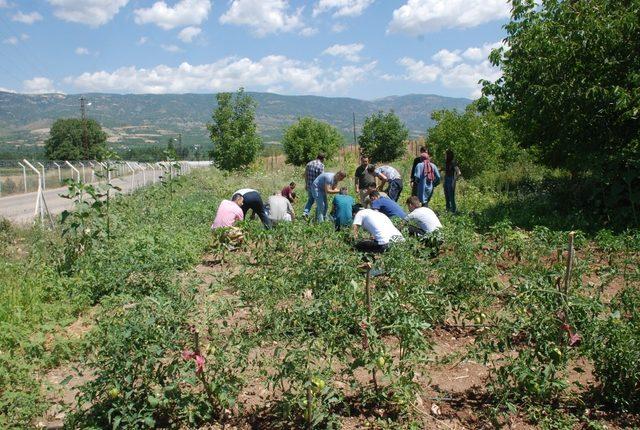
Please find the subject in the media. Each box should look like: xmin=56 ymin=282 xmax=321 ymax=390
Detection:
xmin=369 ymin=190 xmax=407 ymax=219
xmin=352 ymin=207 xmax=404 ymax=253
xmin=371 ymin=164 xmax=403 ymax=202
xmin=281 ymin=182 xmax=297 ymax=203
xmin=312 ymin=170 xmax=346 ymax=222
xmin=331 ymin=187 xmax=355 ymax=231
xmin=268 ymin=193 xmax=295 ymax=224
xmin=232 ymin=188 xmax=272 ymax=229
xmin=362 ymin=184 xmax=388 ymax=208
xmin=405 ymin=195 xmax=443 ymax=255
xmin=211 ymin=193 xmax=244 ymax=229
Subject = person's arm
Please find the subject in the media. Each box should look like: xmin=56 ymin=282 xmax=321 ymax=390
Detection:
xmin=287 ymin=201 xmax=295 ymax=221
xmin=354 ymin=174 xmax=359 ymax=194
xmin=352 ymin=223 xmax=359 ymax=240
xmin=433 ymin=165 xmax=441 ymax=187
xmin=325 ymin=182 xmax=341 ymax=194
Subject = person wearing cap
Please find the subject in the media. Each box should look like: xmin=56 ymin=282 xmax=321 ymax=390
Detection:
xmin=331 ymin=187 xmax=355 ymax=231
xmin=232 ymin=188 xmax=272 ymax=229
xmin=311 ymin=170 xmax=347 ymax=222
xmin=414 ymin=151 xmax=441 ymax=207
xmin=369 ymin=164 xmax=403 ymax=202
xmin=303 ymin=153 xmax=325 ymax=217
xmin=352 ymin=207 xmax=404 ymax=253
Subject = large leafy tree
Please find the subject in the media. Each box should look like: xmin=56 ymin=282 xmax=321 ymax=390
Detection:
xmin=282 ymin=117 xmax=343 ymax=165
xmin=483 ymin=0 xmax=639 ymax=210
xmin=45 ymin=118 xmax=107 ymax=160
xmin=428 ymin=102 xmax=517 ymax=178
xmin=208 ymin=88 xmax=262 ymax=170
xmin=358 ymin=111 xmax=408 ymax=163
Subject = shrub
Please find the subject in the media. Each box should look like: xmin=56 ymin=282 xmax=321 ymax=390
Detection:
xmin=282 ymin=117 xmax=343 ymax=165
xmin=358 ymin=111 xmax=408 ymax=163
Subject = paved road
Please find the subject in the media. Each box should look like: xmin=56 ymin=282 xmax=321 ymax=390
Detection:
xmin=0 ymin=164 xmax=205 ymax=224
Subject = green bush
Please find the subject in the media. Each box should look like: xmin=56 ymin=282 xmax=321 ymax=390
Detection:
xmin=358 ymin=111 xmax=408 ymax=163
xmin=282 ymin=117 xmax=343 ymax=165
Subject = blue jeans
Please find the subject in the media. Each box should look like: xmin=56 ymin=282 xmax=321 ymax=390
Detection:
xmin=387 ymin=178 xmax=403 ymax=202
xmin=444 ymin=176 xmax=456 ymax=213
xmin=314 ymin=192 xmax=328 ymax=222
xmin=303 ymin=189 xmax=315 ymax=215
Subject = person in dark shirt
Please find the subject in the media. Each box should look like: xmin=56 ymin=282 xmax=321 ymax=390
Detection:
xmin=369 ymin=190 xmax=407 ymax=219
xmin=354 ymin=155 xmax=376 ymax=205
xmin=281 ymin=182 xmax=297 ymax=203
xmin=444 ymin=149 xmax=461 ymax=213
xmin=411 ymin=146 xmax=428 ymax=196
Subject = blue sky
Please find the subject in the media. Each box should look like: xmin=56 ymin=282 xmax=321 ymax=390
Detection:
xmin=0 ymin=0 xmax=510 ymax=99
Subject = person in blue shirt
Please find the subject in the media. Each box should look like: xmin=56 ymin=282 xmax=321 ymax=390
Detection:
xmin=414 ymin=153 xmax=441 ymax=207
xmin=369 ymin=190 xmax=407 ymax=219
xmin=311 ymin=170 xmax=346 ymax=222
xmin=331 ymin=187 xmax=355 ymax=231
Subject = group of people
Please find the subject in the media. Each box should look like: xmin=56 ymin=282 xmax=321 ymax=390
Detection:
xmin=211 ymin=147 xmax=460 ymax=253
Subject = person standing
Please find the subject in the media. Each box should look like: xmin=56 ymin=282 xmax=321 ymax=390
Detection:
xmin=410 ymin=146 xmax=428 ymax=196
xmin=354 ymin=155 xmax=376 ymax=206
xmin=281 ymin=181 xmax=297 ymax=203
xmin=312 ymin=170 xmax=346 ymax=222
xmin=414 ymin=152 xmax=441 ymax=207
xmin=232 ymin=188 xmax=272 ymax=229
xmin=211 ymin=193 xmax=244 ymax=229
xmin=369 ymin=190 xmax=407 ymax=219
xmin=268 ymin=193 xmax=295 ymax=224
xmin=444 ymin=149 xmax=461 ymax=213
xmin=303 ymin=153 xmax=325 ymax=217
xmin=352 ymin=208 xmax=404 ymax=253
xmin=371 ymin=164 xmax=403 ymax=202
xmin=331 ymin=187 xmax=355 ymax=231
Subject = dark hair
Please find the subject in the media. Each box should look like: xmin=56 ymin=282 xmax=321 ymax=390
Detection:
xmin=352 ymin=203 xmax=363 ymax=216
xmin=231 ymin=193 xmax=243 ymax=202
xmin=317 ymin=153 xmax=326 ymax=161
xmin=369 ymin=190 xmax=380 ymax=199
xmin=290 ymin=181 xmax=296 ymax=187
xmin=445 ymin=149 xmax=454 ymax=172
xmin=419 ymin=146 xmax=427 ymax=153
xmin=406 ymin=195 xmax=421 ymax=207
xmin=339 ymin=187 xmax=348 ymax=195
xmin=366 ymin=164 xmax=375 ymax=173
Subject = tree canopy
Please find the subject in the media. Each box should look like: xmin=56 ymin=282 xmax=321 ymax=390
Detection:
xmin=45 ymin=118 xmax=107 ymax=160
xmin=207 ymin=88 xmax=262 ymax=171
xmin=357 ymin=111 xmax=408 ymax=163
xmin=282 ymin=117 xmax=343 ymax=165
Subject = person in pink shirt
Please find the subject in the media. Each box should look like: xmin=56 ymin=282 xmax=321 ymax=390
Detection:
xmin=211 ymin=193 xmax=244 ymax=229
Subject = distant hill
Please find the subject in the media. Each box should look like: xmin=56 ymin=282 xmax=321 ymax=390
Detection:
xmin=0 ymin=91 xmax=471 ymax=149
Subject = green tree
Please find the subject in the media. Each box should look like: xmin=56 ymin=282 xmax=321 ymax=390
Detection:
xmin=282 ymin=117 xmax=343 ymax=165
xmin=428 ymin=102 xmax=518 ymax=178
xmin=45 ymin=118 xmax=107 ymax=160
xmin=207 ymin=88 xmax=262 ymax=170
xmin=482 ymin=0 xmax=640 ymax=211
xmin=166 ymin=138 xmax=178 ymax=159
xmin=358 ymin=111 xmax=408 ymax=162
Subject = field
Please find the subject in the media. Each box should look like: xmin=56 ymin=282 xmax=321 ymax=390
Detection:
xmin=1 ymin=154 xmax=639 ymax=429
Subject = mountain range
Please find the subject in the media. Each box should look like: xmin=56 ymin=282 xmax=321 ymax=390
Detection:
xmin=0 ymin=91 xmax=471 ymax=149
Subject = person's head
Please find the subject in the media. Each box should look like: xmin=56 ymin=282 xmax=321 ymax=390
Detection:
xmin=366 ymin=164 xmax=376 ymax=174
xmin=317 ymin=153 xmax=326 ymax=162
xmin=352 ymin=203 xmax=363 ymax=217
xmin=360 ymin=155 xmax=369 ymax=166
xmin=335 ymin=170 xmax=347 ymax=181
xmin=369 ymin=190 xmax=380 ymax=201
xmin=231 ymin=193 xmax=244 ymax=207
xmin=419 ymin=146 xmax=427 ymax=153
xmin=406 ymin=196 xmax=421 ymax=211
xmin=339 ymin=187 xmax=348 ymax=195
xmin=289 ymin=181 xmax=296 ymax=189
xmin=446 ymin=149 xmax=454 ymax=164
xmin=367 ymin=184 xmax=377 ymax=192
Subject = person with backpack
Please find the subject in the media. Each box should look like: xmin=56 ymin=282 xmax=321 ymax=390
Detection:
xmin=414 ymin=151 xmax=441 ymax=207
xmin=444 ymin=149 xmax=461 ymax=213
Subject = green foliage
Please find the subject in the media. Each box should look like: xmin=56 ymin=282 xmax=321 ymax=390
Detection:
xmin=208 ymin=88 xmax=262 ymax=171
xmin=483 ymin=0 xmax=640 ymax=214
xmin=358 ymin=111 xmax=408 ymax=162
xmin=282 ymin=117 xmax=343 ymax=165
xmin=428 ymin=102 xmax=518 ymax=178
xmin=45 ymin=118 xmax=107 ymax=160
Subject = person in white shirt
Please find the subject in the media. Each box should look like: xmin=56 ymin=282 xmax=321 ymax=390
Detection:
xmin=405 ymin=196 xmax=442 ymax=235
xmin=352 ymin=208 xmax=404 ymax=253
xmin=268 ymin=193 xmax=295 ymax=224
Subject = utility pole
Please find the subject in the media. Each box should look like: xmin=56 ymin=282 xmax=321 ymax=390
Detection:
xmin=352 ymin=112 xmax=357 ymax=155
xmin=80 ymin=96 xmax=88 ymax=158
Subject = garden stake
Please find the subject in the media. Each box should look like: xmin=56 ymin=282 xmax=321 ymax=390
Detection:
xmin=563 ymin=231 xmax=575 ymax=296
xmin=363 ymin=264 xmax=378 ymax=392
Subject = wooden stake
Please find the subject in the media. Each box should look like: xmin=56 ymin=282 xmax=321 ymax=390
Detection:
xmin=563 ymin=231 xmax=575 ymax=295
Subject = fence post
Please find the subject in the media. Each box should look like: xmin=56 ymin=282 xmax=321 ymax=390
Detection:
xmin=18 ymin=162 xmax=27 ymax=193
xmin=37 ymin=162 xmax=46 ymax=190
xmin=64 ymin=161 xmax=80 ymax=182
xmin=23 ymin=159 xmax=53 ymax=225
xmin=125 ymin=161 xmax=136 ymax=188
xmin=53 ymin=162 xmax=61 ymax=184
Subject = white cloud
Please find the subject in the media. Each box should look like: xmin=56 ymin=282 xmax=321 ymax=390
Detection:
xmin=322 ymin=43 xmax=364 ymax=62
xmin=431 ymin=49 xmax=461 ymax=68
xmin=47 ymin=0 xmax=129 ymax=26
xmin=134 ymin=0 xmax=211 ymax=30
xmin=388 ymin=0 xmax=510 ymax=35
xmin=178 ymin=26 xmax=201 ymax=43
xmin=64 ymin=55 xmax=376 ymax=94
xmin=397 ymin=57 xmax=440 ymax=83
xmin=397 ymin=40 xmax=503 ymax=97
xmin=331 ymin=22 xmax=346 ymax=33
xmin=3 ymin=36 xmax=18 ymax=45
xmin=137 ymin=36 xmax=148 ymax=45
xmin=300 ymin=27 xmax=318 ymax=37
xmin=75 ymin=47 xmax=90 ymax=55
xmin=23 ymin=77 xmax=60 ymax=94
xmin=161 ymin=44 xmax=182 ymax=52
xmin=220 ymin=0 xmax=303 ymax=37
xmin=313 ymin=0 xmax=375 ymax=17
xmin=0 ymin=86 xmax=16 ymax=93
xmin=0 ymin=0 xmax=11 ymax=8
xmin=462 ymin=41 xmax=503 ymax=61
xmin=12 ymin=11 xmax=43 ymax=24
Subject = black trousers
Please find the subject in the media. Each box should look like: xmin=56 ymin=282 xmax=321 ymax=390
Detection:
xmin=354 ymin=240 xmax=389 ymax=253
xmin=241 ymin=191 xmax=272 ymax=229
